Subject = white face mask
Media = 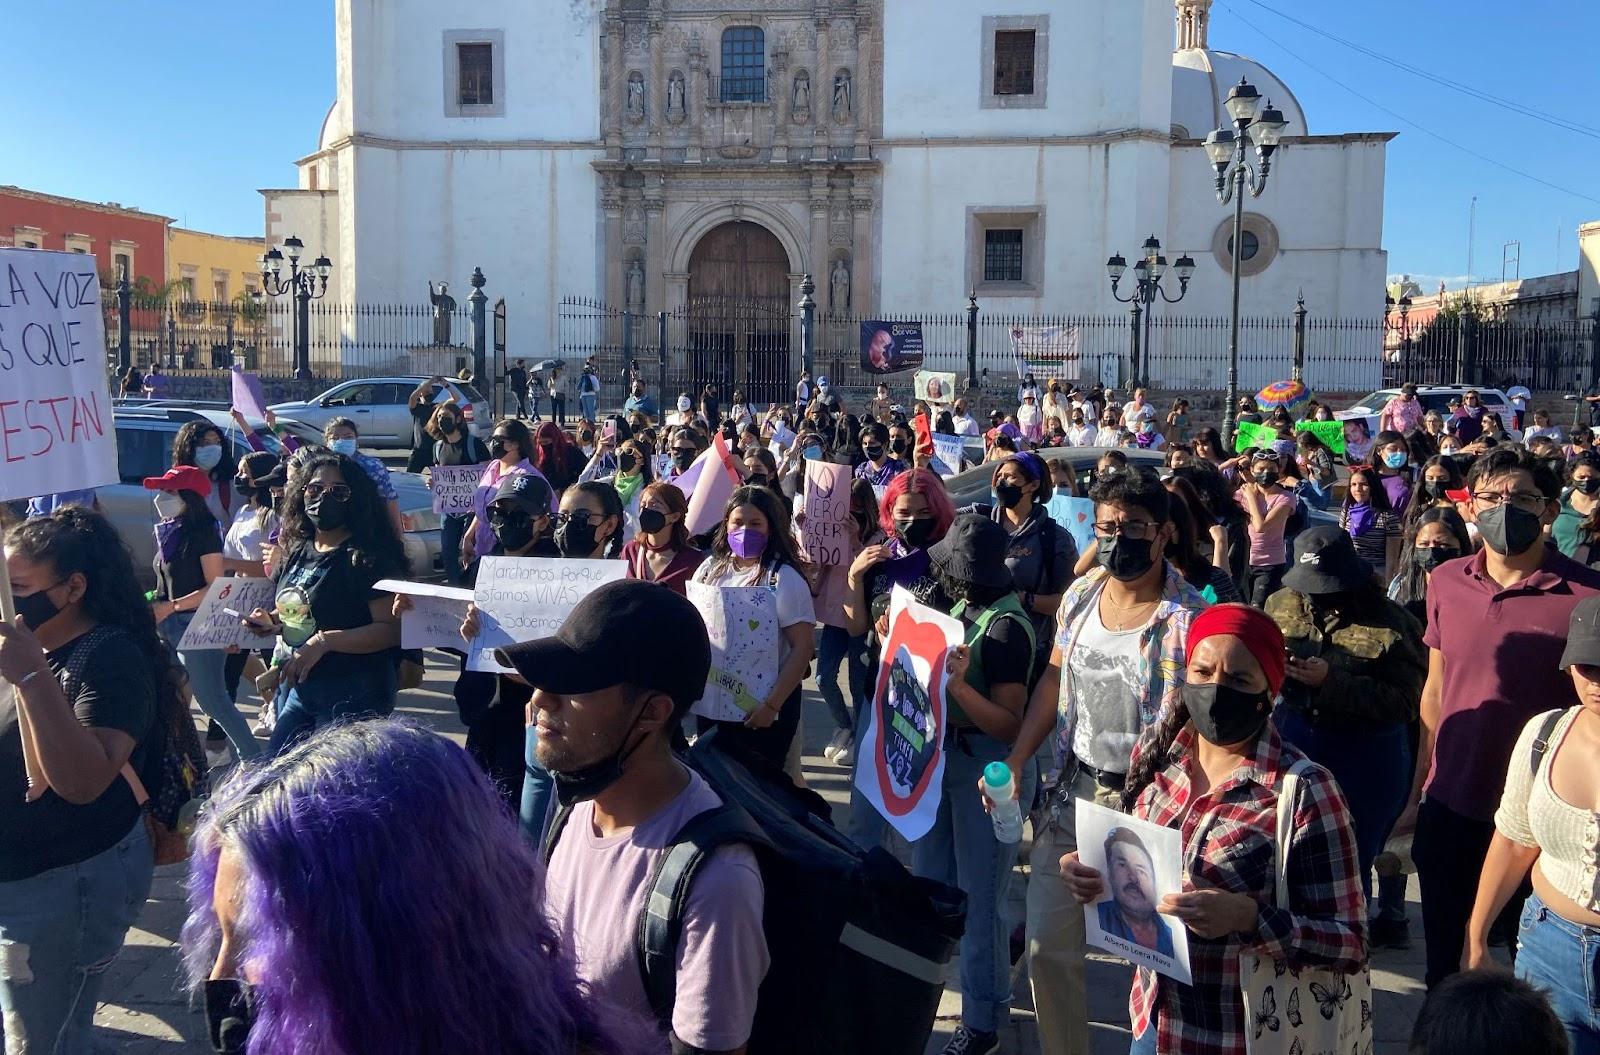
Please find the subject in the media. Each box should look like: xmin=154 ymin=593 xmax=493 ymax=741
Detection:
xmin=154 ymin=492 xmax=186 ymax=521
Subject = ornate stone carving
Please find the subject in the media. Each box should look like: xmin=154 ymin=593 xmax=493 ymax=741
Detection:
xmin=623 ymin=204 xmax=648 ymax=244
xmin=791 ymin=70 xmax=811 ymax=122
xmin=666 ymin=71 xmax=686 ymax=122
xmin=832 ymin=69 xmax=852 ymax=121
xmin=626 ymin=72 xmax=646 ymax=122
xmin=829 ymin=257 xmax=850 ymax=312
xmin=829 ymin=205 xmax=851 ymax=246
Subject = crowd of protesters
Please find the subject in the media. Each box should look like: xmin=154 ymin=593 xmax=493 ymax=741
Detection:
xmin=3 ymin=362 xmax=1596 ymax=1055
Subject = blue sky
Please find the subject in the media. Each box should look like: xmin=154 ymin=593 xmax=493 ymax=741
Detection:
xmin=7 ymin=1 xmax=1596 ymax=293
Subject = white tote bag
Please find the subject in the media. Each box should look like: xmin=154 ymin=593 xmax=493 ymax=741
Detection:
xmin=1240 ymin=759 xmax=1374 ymax=1055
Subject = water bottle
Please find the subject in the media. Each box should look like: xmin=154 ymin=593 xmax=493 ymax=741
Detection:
xmin=983 ymin=761 xmax=1024 ymax=844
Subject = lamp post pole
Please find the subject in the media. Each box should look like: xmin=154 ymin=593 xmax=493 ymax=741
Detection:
xmin=1205 ymin=78 xmax=1288 ymax=446
xmin=1108 ymin=235 xmax=1195 ymax=390
xmin=259 ymin=235 xmax=332 ymax=382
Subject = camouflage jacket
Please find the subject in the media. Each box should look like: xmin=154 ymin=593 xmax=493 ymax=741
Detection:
xmin=1265 ymin=587 xmax=1427 ymax=727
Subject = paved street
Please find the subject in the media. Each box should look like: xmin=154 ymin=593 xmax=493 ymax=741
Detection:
xmin=95 ymin=650 xmax=1437 ymax=1053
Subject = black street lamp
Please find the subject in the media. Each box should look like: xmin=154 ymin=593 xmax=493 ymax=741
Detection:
xmin=1206 ymin=78 xmax=1288 ymax=442
xmin=1384 ymin=294 xmax=1413 ymax=386
xmin=1107 ymin=235 xmax=1195 ymax=389
xmin=259 ymin=235 xmax=332 ymax=381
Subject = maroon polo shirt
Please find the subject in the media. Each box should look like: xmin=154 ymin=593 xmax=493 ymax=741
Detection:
xmin=1423 ymin=544 xmax=1600 ymax=820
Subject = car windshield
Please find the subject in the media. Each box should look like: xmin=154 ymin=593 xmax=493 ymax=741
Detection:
xmin=1355 ymin=390 xmax=1398 ymax=409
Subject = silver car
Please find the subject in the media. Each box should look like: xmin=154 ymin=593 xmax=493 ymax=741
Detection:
xmin=268 ymin=376 xmax=490 ymax=449
xmin=105 ymin=406 xmax=444 ymax=587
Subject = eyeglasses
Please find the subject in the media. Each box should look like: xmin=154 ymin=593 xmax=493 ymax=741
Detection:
xmin=1093 ymin=520 xmax=1159 ymax=541
xmin=302 ymin=483 xmax=351 ymax=501
xmin=1470 ymin=490 xmax=1547 ymax=514
xmin=553 ymin=509 xmax=599 ymax=526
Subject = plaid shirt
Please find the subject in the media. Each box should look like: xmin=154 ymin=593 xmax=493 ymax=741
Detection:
xmin=1127 ymin=722 xmax=1367 ymax=1054
xmin=1050 ymin=564 xmax=1209 ymax=783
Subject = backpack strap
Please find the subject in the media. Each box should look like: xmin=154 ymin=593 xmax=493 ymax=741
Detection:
xmin=1529 ymin=710 xmax=1566 ymax=777
xmin=636 ymin=803 xmax=767 ymax=1028
xmin=1271 ymin=758 xmax=1318 ymax=911
xmin=542 ymin=802 xmax=576 ymax=864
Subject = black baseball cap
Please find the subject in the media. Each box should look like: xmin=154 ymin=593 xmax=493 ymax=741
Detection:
xmin=1560 ymin=596 xmax=1600 ymax=671
xmin=1282 ymin=525 xmax=1372 ymax=595
xmin=496 ymin=579 xmax=711 ymax=710
xmin=493 ymin=472 xmax=553 ymax=515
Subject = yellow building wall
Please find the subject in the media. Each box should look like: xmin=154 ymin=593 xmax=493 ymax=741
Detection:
xmin=167 ymin=227 xmax=265 ymax=303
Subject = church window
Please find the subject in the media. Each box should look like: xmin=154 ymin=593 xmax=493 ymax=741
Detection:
xmin=993 ymin=31 xmax=1036 ymax=96
xmin=984 ymin=229 xmax=1025 ymax=283
xmin=720 ymin=27 xmax=766 ymax=102
xmin=1227 ymin=230 xmax=1261 ymax=262
xmin=457 ymin=43 xmax=494 ymax=106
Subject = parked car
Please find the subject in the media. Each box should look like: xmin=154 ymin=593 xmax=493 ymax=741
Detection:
xmin=268 ymin=376 xmax=489 ymax=448
xmin=1338 ymin=385 xmax=1522 ymax=443
xmin=105 ymin=406 xmax=444 ymax=587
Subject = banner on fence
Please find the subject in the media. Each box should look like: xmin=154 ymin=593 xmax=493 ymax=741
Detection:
xmin=913 ymin=371 xmax=957 ymax=404
xmin=430 ymin=462 xmax=490 ymax=515
xmin=856 ymin=586 xmax=962 ymax=842
xmin=860 ymin=321 xmax=925 ymax=374
xmin=176 ymin=578 xmax=278 ymax=651
xmin=801 ymin=460 xmax=852 ymax=565
xmin=1010 ymin=325 xmax=1080 ymax=380
xmin=1295 ymin=419 xmax=1347 ymax=455
xmin=686 ymin=582 xmax=780 ymax=722
xmin=468 ymin=557 xmax=628 ymax=672
xmin=376 ymin=579 xmax=477 ymax=650
xmin=0 ymin=250 xmax=116 ymax=503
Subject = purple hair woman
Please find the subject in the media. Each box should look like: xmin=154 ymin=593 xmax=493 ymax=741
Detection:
xmin=181 ymin=718 xmax=658 ymax=1055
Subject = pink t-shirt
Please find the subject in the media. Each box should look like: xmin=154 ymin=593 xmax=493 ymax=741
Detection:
xmin=544 ymin=771 xmax=769 ymax=1051
xmin=1238 ymin=489 xmax=1294 ymax=566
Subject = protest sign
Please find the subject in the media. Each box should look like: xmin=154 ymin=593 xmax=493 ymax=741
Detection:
xmin=176 ymin=578 xmax=278 ymax=651
xmin=684 ymin=431 xmax=743 ymax=536
xmin=932 ymin=433 xmax=964 ymax=478
xmin=769 ymin=421 xmax=796 ymax=448
xmin=230 ymin=367 xmax=269 ymax=421
xmin=859 ymin=321 xmax=924 ymax=374
xmin=0 ymin=250 xmax=116 ymax=504
xmin=1010 ymin=325 xmax=1080 ymax=378
xmin=376 ymin=579 xmax=476 ymax=650
xmin=913 ymin=371 xmax=957 ymax=404
xmin=1295 ymin=418 xmax=1346 ymax=455
xmin=1337 ymin=413 xmax=1375 ymax=463
xmin=686 ymin=582 xmax=779 ymax=722
xmin=1076 ymin=798 xmax=1192 ymax=984
xmin=801 ymin=460 xmax=852 ymax=566
xmin=1233 ymin=419 xmax=1274 ymax=454
xmin=468 ymin=557 xmax=627 ymax=672
xmin=430 ymin=462 xmax=489 ymax=516
xmin=1045 ymin=494 xmax=1097 ymax=558
xmin=856 ymin=586 xmax=962 ymax=842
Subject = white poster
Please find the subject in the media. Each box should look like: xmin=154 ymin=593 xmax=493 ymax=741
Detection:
xmin=931 ymin=433 xmax=964 ymax=478
xmin=0 ymin=250 xmax=117 ymax=503
xmin=1010 ymin=324 xmax=1081 ymax=378
xmin=176 ymin=578 xmax=278 ymax=651
xmin=1075 ymin=798 xmax=1193 ymax=985
xmin=376 ymin=579 xmax=477 ymax=650
xmin=467 ymin=556 xmax=627 ymax=672
xmin=685 ymin=581 xmax=779 ymax=722
xmin=430 ymin=462 xmax=490 ymax=516
xmin=913 ymin=371 xmax=957 ymax=404
xmin=854 ymin=586 xmax=963 ymax=842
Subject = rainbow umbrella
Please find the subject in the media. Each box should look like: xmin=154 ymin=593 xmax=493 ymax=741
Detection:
xmin=1256 ymin=379 xmax=1310 ymax=411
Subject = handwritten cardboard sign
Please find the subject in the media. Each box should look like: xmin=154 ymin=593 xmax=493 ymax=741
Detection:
xmin=468 ymin=556 xmax=626 ymax=672
xmin=932 ymin=433 xmax=964 ymax=477
xmin=801 ymin=460 xmax=852 ymax=566
xmin=176 ymin=577 xmax=278 ymax=651
xmin=0 ymin=250 xmax=116 ymax=502
xmin=685 ymin=581 xmax=780 ymax=722
xmin=430 ymin=462 xmax=490 ymax=516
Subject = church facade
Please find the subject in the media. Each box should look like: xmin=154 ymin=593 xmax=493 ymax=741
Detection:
xmin=266 ymin=0 xmax=1391 ymax=378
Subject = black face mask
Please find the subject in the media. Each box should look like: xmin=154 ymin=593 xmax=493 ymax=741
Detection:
xmin=15 ymin=582 xmax=63 ymax=631
xmin=1476 ymin=503 xmax=1544 ymax=556
xmin=1183 ymin=681 xmax=1271 ymax=746
xmin=489 ymin=438 xmax=509 ymax=460
xmin=1412 ymin=546 xmax=1457 ymax=571
xmin=1577 ymin=478 xmax=1600 ymax=496
xmin=638 ymin=508 xmax=668 ymax=535
xmin=864 ymin=444 xmax=885 ymax=461
xmin=889 ymin=438 xmax=909 ymax=456
xmin=748 ymin=474 xmax=770 ymax=488
xmin=204 ymin=978 xmax=255 ymax=1054
xmin=618 ymin=452 xmax=639 ymax=474
xmin=993 ymin=482 xmax=1025 ymax=510
xmin=1423 ymin=480 xmax=1449 ymax=501
xmin=1096 ymin=535 xmax=1156 ymax=582
xmin=671 ymin=449 xmax=696 ymax=470
xmin=439 ymin=418 xmax=461 ymax=434
xmin=935 ymin=569 xmax=972 ymax=608
xmin=895 ymin=517 xmax=936 ymax=550
xmin=491 ymin=510 xmax=536 ymax=551
xmin=550 ymin=696 xmax=650 ymax=807
xmin=1253 ymin=470 xmax=1278 ymax=487
xmin=555 ymin=518 xmax=602 ymax=558
xmin=305 ymin=496 xmax=349 ymax=531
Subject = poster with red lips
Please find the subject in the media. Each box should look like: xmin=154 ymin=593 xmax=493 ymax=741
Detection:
xmin=855 ymin=585 xmax=963 ymax=841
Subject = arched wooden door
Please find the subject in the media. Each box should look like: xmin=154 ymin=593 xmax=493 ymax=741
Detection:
xmin=686 ymin=222 xmax=792 ymax=406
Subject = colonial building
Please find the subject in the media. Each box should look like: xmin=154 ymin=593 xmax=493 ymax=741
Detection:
xmin=268 ymin=0 xmax=1392 ymax=387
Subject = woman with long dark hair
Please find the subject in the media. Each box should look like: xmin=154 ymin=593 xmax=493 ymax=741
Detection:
xmin=0 ymin=508 xmax=186 ymax=1052
xmin=246 ymin=452 xmax=408 ymax=754
xmin=1342 ymin=465 xmax=1403 ymax=582
xmin=1404 ymin=455 xmax=1467 ymax=533
xmin=172 ymin=419 xmax=237 ymax=525
xmin=1163 ymin=482 xmax=1241 ymax=603
xmin=1553 ymin=452 xmax=1600 ymax=559
xmin=462 ymin=418 xmax=549 ymax=572
xmin=180 ymin=719 xmax=656 ymax=1055
xmin=621 ymin=480 xmax=705 ymax=595
xmin=531 ymin=420 xmax=586 ymax=495
xmin=689 ymin=485 xmax=816 ymax=767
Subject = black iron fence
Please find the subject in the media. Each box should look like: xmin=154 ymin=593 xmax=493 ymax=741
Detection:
xmin=1393 ymin=316 xmax=1596 ymax=393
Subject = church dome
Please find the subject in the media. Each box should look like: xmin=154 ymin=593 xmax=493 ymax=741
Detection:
xmin=1171 ymin=48 xmax=1307 ymax=140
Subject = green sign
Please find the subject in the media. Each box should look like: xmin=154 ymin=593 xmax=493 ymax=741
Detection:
xmin=1295 ymin=419 xmax=1347 ymax=455
xmin=1233 ymin=419 xmax=1275 ymax=454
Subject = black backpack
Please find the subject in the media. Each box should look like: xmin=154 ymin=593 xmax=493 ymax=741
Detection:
xmin=545 ymin=730 xmax=967 ymax=1055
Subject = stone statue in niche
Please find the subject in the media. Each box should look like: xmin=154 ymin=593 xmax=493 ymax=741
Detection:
xmin=830 ymin=258 xmax=850 ymax=313
xmin=428 ymin=281 xmax=455 ymax=346
xmin=626 ymin=73 xmax=645 ymax=120
xmin=626 ymin=259 xmax=645 ymax=315
xmin=832 ymin=70 xmax=852 ymax=121
xmin=792 ymin=70 xmax=811 ymax=115
xmin=667 ymin=71 xmax=685 ymax=118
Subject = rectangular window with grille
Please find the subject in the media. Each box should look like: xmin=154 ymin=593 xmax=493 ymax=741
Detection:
xmin=720 ymin=27 xmax=766 ymax=102
xmin=457 ymin=42 xmax=494 ymax=106
xmin=993 ymin=30 xmax=1036 ymax=96
xmin=984 ymin=229 xmax=1025 ymax=283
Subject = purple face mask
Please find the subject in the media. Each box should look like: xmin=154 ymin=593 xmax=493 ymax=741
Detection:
xmin=727 ymin=527 xmax=767 ymax=560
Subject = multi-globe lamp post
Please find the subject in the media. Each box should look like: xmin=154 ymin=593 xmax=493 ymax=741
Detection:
xmin=1107 ymin=235 xmax=1196 ymax=389
xmin=258 ymin=235 xmax=332 ymax=381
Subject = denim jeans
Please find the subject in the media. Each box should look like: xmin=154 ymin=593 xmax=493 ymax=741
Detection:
xmin=1516 ymin=892 xmax=1600 ymax=1055
xmin=519 ymin=723 xmax=554 ymax=847
xmin=846 ymin=699 xmax=889 ymax=852
xmin=1129 ymin=1019 xmax=1158 ymax=1055
xmin=268 ymin=657 xmax=397 ymax=755
xmin=161 ymin=611 xmax=262 ymax=761
xmin=577 ymin=393 xmax=597 ymax=423
xmin=910 ymin=729 xmax=1036 ymax=1035
xmin=0 ymin=820 xmax=153 ymax=1054
xmin=814 ymin=625 xmax=869 ymax=735
xmin=440 ymin=513 xmax=471 ymax=585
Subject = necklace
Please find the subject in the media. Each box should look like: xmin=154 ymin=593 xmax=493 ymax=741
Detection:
xmin=1100 ymin=591 xmax=1158 ymax=632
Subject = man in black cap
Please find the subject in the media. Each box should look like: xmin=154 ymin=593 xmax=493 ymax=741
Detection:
xmin=918 ymin=513 xmax=1036 ymax=1055
xmin=1265 ymin=524 xmax=1426 ymax=947
xmin=497 ymin=580 xmax=768 ymax=1054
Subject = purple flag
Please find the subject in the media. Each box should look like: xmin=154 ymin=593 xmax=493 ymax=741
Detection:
xmin=231 ymin=367 xmax=268 ymax=420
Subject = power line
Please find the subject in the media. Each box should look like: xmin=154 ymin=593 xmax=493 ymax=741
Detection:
xmin=1235 ymin=0 xmax=1600 ymax=141
xmin=1218 ymin=3 xmax=1600 ymax=206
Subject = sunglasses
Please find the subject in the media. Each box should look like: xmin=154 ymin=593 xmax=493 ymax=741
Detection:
xmin=302 ymin=483 xmax=351 ymax=501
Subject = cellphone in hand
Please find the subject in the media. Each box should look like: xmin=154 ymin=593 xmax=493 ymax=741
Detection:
xmin=604 ymin=419 xmax=617 ymax=440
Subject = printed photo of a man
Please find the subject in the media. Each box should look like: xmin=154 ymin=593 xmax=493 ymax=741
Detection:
xmin=1096 ymin=826 xmax=1175 ymax=957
